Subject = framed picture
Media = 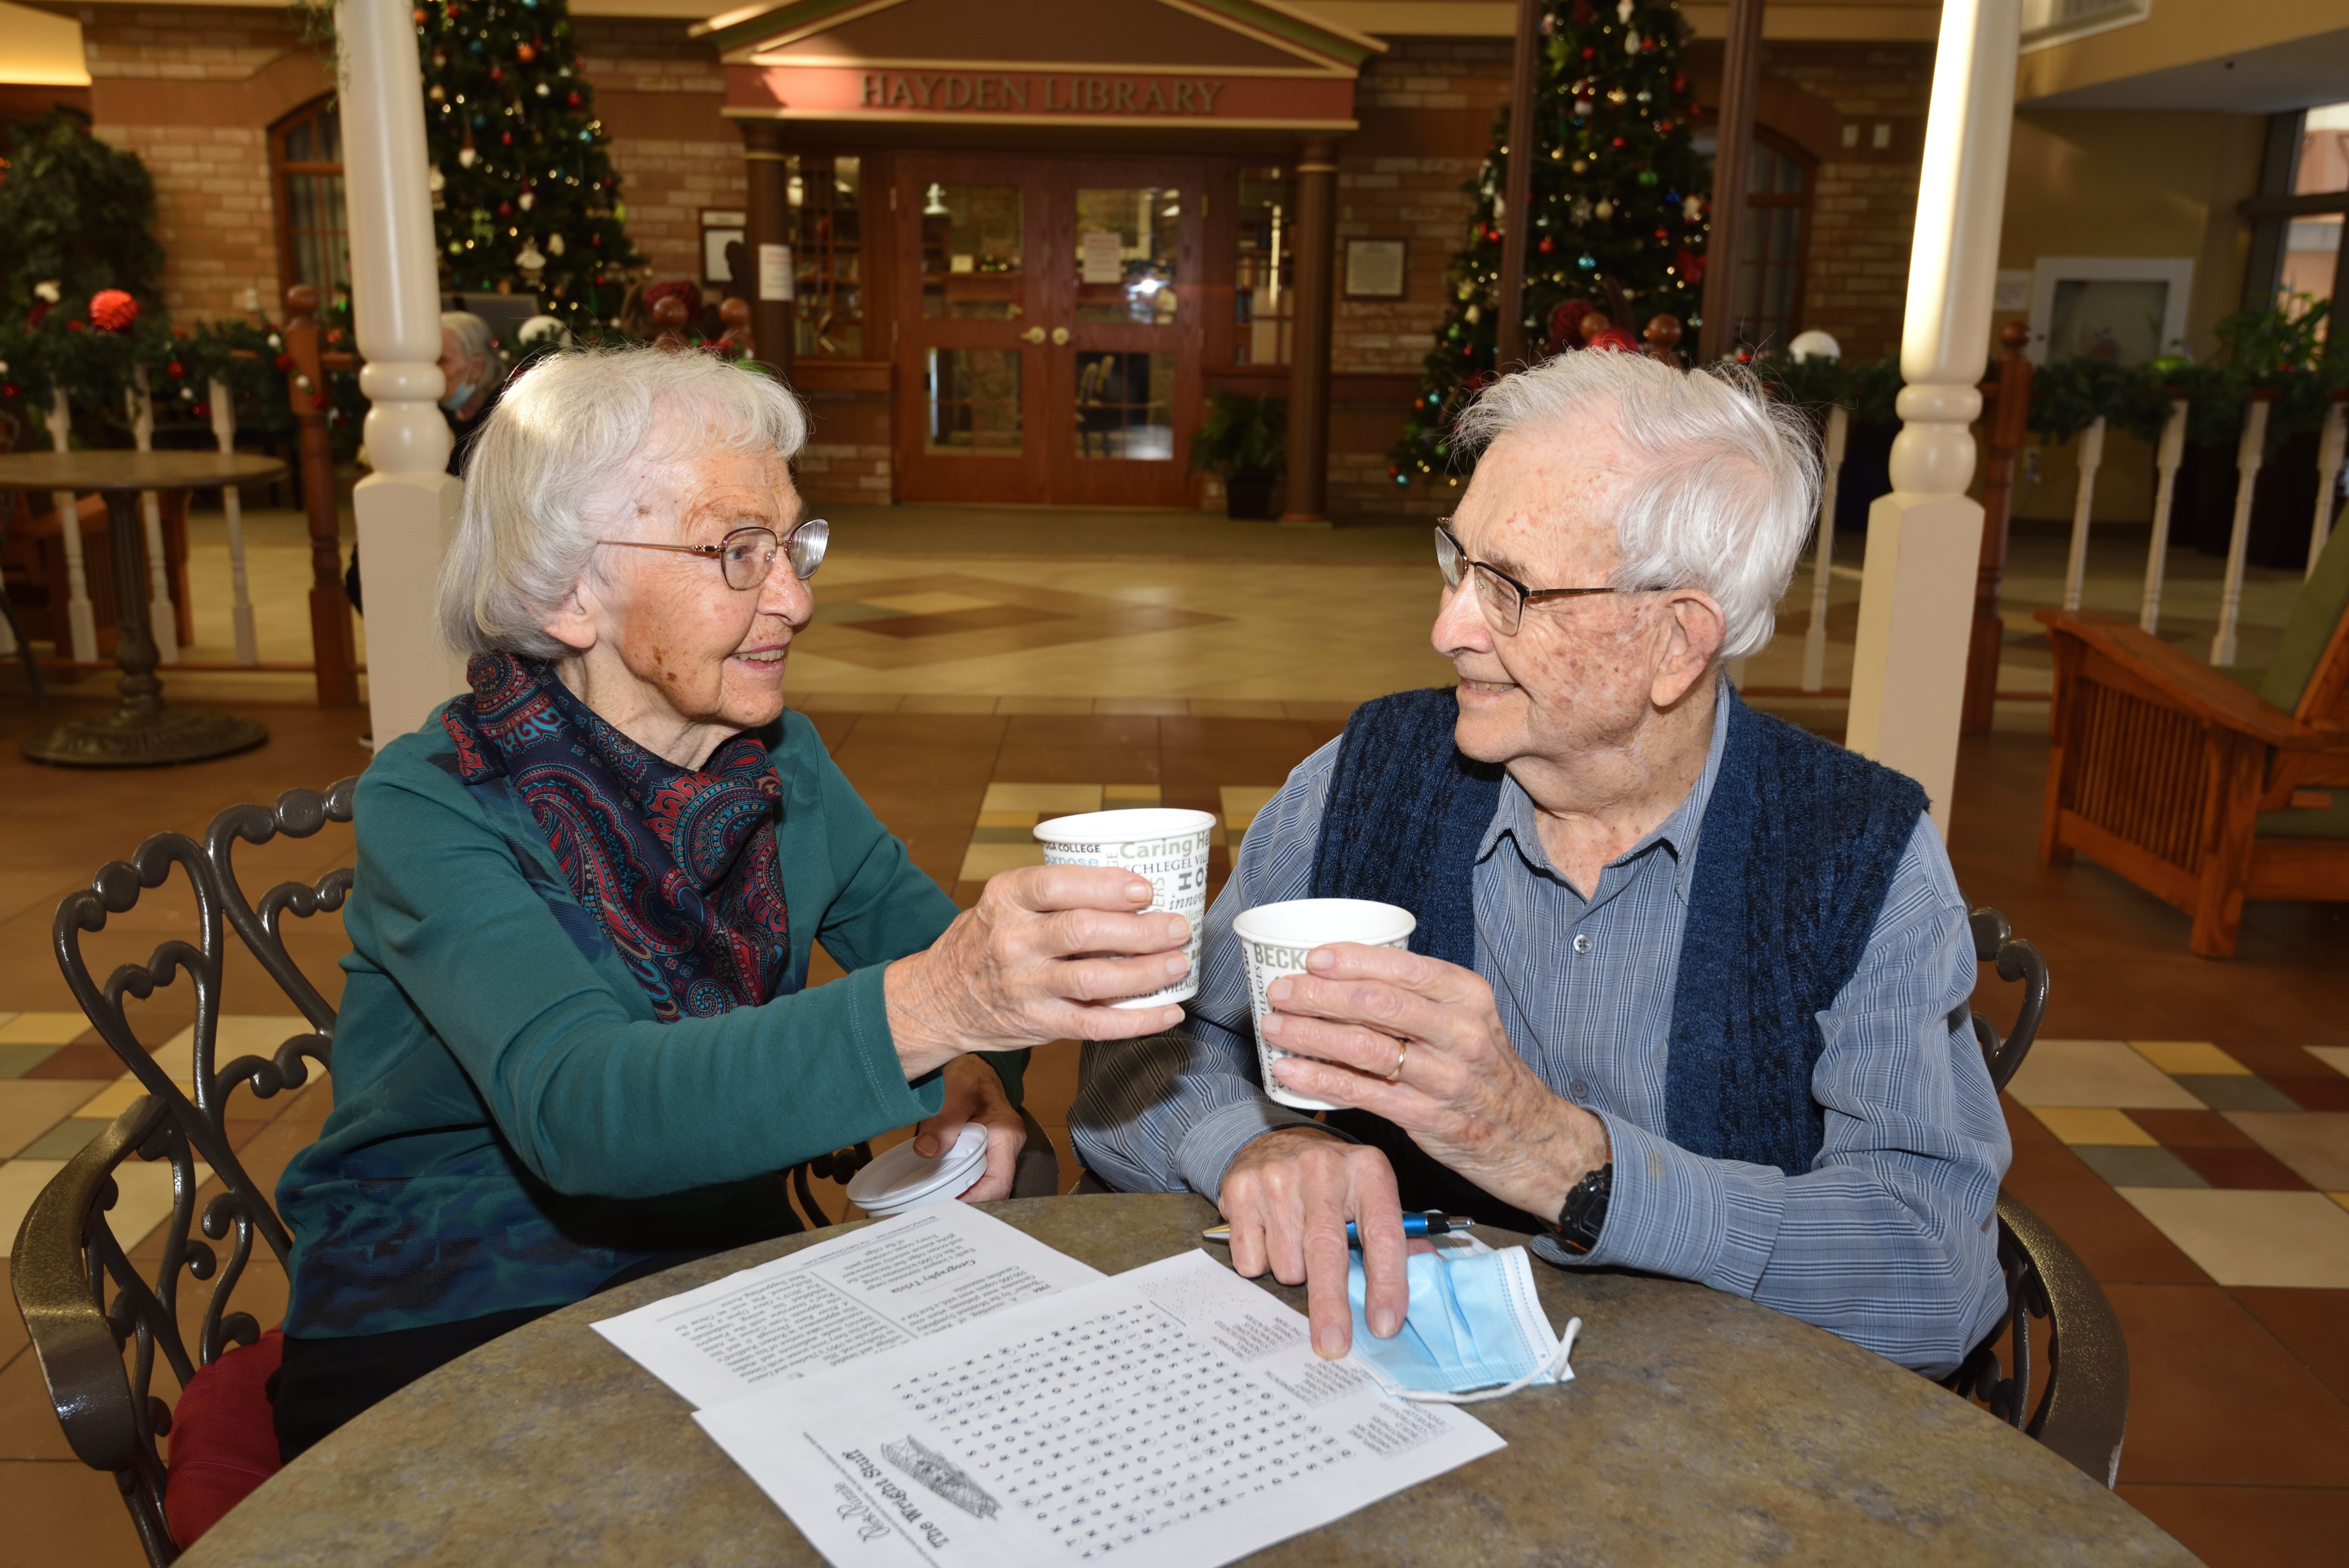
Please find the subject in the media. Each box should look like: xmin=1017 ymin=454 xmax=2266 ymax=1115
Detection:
xmin=701 ymin=209 xmax=748 ymax=288
xmin=1344 ymin=238 xmax=1408 ymax=300
xmin=2025 ymin=257 xmax=2194 ymax=365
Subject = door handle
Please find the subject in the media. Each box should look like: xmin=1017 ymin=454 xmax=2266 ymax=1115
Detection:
xmin=1019 ymin=326 xmax=1047 ymax=344
xmin=1051 ymin=327 xmax=1071 ymax=346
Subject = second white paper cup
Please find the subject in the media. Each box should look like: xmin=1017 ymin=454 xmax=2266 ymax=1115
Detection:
xmin=1231 ymin=898 xmax=1417 ymax=1111
xmin=1033 ymin=807 xmax=1217 ymax=1008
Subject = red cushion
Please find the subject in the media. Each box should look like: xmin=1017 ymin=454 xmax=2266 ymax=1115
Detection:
xmin=164 ymin=1327 xmax=284 ymax=1548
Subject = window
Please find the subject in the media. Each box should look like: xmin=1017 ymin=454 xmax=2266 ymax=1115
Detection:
xmin=1233 ymin=166 xmax=1294 ymax=365
xmin=793 ymin=155 xmax=863 ymax=357
xmin=2281 ymin=104 xmax=2349 ymax=313
xmin=1732 ymin=134 xmax=1812 ymax=354
xmin=270 ymin=98 xmax=348 ymax=296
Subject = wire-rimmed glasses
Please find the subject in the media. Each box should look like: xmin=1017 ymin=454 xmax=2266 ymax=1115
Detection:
xmin=600 ymin=517 xmax=830 ymax=590
xmin=1434 ymin=521 xmax=1660 ymax=636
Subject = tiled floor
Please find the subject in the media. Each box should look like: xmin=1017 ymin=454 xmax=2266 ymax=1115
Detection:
xmin=0 ymin=509 xmax=2341 ymax=1564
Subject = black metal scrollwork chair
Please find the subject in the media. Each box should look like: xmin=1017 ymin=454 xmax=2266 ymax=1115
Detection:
xmin=10 ymin=780 xmax=355 ymax=1565
xmin=1944 ymin=907 xmax=2131 ymax=1489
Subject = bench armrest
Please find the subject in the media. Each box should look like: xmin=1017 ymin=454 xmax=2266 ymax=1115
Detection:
xmin=2037 ymin=609 xmax=2313 ymax=750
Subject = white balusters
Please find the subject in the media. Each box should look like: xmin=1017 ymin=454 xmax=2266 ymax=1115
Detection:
xmin=2060 ymin=415 xmax=2105 ymax=613
xmin=2211 ymin=394 xmax=2271 ymax=668
xmin=127 ymin=365 xmax=180 ymax=665
xmin=209 ymin=377 xmax=260 ymax=666
xmin=45 ymin=387 xmax=100 ymax=666
xmin=1802 ymin=403 xmax=1849 ymax=693
xmin=2312 ymin=394 xmax=2345 ymax=580
xmin=2139 ymin=396 xmax=2187 ymax=634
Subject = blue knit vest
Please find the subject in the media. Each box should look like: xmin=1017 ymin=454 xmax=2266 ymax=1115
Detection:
xmin=1307 ymin=685 xmax=1925 ymax=1227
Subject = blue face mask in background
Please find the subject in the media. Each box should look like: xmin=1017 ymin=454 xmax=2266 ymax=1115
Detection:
xmin=1346 ymin=1245 xmax=1580 ymax=1404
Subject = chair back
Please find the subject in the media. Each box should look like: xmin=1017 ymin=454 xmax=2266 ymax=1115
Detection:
xmin=2259 ymin=519 xmax=2349 ymax=722
xmin=9 ymin=780 xmax=356 ymax=1566
xmin=1966 ymin=907 xmax=2048 ymax=1092
xmin=1945 ymin=1192 xmax=2131 ymax=1487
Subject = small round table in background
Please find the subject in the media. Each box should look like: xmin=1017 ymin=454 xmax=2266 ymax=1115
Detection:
xmin=185 ymin=1194 xmax=2194 ymax=1566
xmin=0 ymin=449 xmax=286 ymax=766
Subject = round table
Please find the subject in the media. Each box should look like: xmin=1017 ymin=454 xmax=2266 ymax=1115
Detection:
xmin=0 ymin=449 xmax=284 ymax=766
xmin=185 ymin=1195 xmax=2194 ymax=1566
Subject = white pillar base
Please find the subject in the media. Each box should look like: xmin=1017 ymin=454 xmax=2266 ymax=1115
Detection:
xmin=1845 ymin=490 xmax=1986 ymax=837
xmin=354 ymin=470 xmax=466 ymax=747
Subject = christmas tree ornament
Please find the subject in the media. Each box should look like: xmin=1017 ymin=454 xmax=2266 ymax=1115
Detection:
xmin=89 ymin=289 xmax=140 ymax=331
xmin=459 ymin=146 xmax=478 ymax=167
xmin=547 ymin=233 xmax=565 ymax=256
xmin=518 ymin=191 xmax=534 ymax=210
xmin=1593 ymin=199 xmax=1613 ymax=219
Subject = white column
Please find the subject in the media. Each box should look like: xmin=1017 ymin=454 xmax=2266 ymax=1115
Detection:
xmin=127 ymin=367 xmax=180 ymax=664
xmin=2060 ymin=416 xmax=2105 ymax=613
xmin=1845 ymin=0 xmax=2020 ymax=835
xmin=210 ymin=378 xmax=260 ymax=666
xmin=1801 ymin=403 xmax=1849 ymax=693
xmin=45 ymin=388 xmax=100 ymax=666
xmin=2312 ymin=396 xmax=2345 ymax=579
xmin=2140 ymin=396 xmax=2187 ymax=633
xmin=340 ymin=0 xmax=464 ymax=744
xmin=2211 ymin=397 xmax=2270 ymax=668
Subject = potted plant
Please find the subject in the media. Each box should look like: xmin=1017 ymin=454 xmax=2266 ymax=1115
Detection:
xmin=1188 ymin=391 xmax=1287 ymax=519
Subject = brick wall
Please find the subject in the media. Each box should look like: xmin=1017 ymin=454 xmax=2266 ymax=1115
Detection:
xmin=794 ymin=388 xmax=894 ymax=507
xmin=80 ymin=5 xmax=324 ymax=322
xmin=1328 ymin=39 xmax=1510 ymax=517
xmin=1758 ymin=44 xmax=1934 ymax=365
xmin=574 ymin=19 xmax=742 ymax=291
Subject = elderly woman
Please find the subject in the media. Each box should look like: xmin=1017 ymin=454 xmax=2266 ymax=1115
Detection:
xmin=271 ymin=347 xmax=1189 ymax=1459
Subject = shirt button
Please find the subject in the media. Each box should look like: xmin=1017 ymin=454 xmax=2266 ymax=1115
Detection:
xmin=1572 ymin=933 xmax=1593 ymax=955
xmin=1570 ymin=1079 xmax=1593 ymax=1100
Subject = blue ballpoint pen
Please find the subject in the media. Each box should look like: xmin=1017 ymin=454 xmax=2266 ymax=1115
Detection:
xmin=1199 ymin=1211 xmax=1476 ymax=1245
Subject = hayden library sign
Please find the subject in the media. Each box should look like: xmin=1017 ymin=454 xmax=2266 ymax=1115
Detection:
xmin=707 ymin=0 xmax=1376 ymax=130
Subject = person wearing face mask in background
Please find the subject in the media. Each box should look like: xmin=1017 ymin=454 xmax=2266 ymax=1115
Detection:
xmin=345 ymin=310 xmax=501 ymax=615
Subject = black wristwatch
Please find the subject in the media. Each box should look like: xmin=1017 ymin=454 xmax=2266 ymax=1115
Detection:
xmin=1553 ymin=1163 xmax=1613 ymax=1256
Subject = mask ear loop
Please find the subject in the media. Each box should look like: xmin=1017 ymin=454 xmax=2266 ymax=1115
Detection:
xmin=1394 ymin=1316 xmax=1582 ymax=1405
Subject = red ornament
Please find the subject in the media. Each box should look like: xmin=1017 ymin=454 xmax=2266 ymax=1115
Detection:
xmin=1546 ymin=299 xmax=1595 ymax=354
xmin=1611 ymin=137 xmax=1627 ymax=149
xmin=498 ymin=201 xmax=513 ymax=217
xmin=313 ymin=393 xmax=330 ymax=410
xmin=566 ymin=91 xmax=581 ymax=107
xmin=1588 ymin=327 xmax=1640 ymax=353
xmin=1 ymin=383 xmax=16 ymax=399
xmin=274 ymin=352 xmax=295 ymax=371
xmin=1484 ymin=227 xmax=1500 ymax=244
xmin=65 ymin=317 xmax=86 ymax=333
xmin=192 ymin=402 xmax=209 ymax=417
xmin=489 ymin=67 xmax=504 ymax=84
xmin=517 ymin=41 xmax=536 ymax=62
xmin=501 ymin=132 xmax=513 ymax=146
xmin=1581 ymin=46 xmax=1595 ymax=59
xmin=89 ymin=289 xmax=139 ymax=331
xmin=1537 ymin=236 xmax=1555 ymax=255
xmin=166 ymin=359 xmax=185 ymax=378
xmin=1675 ymin=250 xmax=1706 ymax=286
xmin=1672 ymin=72 xmax=1685 ymax=91
xmin=412 ymin=6 xmax=425 ymax=22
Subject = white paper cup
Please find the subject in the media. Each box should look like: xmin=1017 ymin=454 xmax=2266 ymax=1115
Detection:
xmin=1032 ymin=807 xmax=1216 ymax=1008
xmin=1231 ymin=898 xmax=1417 ymax=1111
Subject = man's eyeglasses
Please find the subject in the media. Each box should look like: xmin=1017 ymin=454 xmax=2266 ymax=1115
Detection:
xmin=599 ymin=517 xmax=829 ymax=591
xmin=1434 ymin=521 xmax=1661 ymax=636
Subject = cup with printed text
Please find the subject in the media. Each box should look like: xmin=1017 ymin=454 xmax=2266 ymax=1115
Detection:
xmin=1032 ymin=807 xmax=1217 ymax=1009
xmin=1230 ymin=897 xmax=1417 ymax=1111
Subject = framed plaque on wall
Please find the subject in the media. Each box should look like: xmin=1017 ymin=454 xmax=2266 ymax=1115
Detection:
xmin=1344 ymin=238 xmax=1408 ymax=299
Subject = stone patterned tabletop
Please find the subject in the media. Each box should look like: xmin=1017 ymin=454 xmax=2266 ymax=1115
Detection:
xmin=186 ymin=1193 xmax=2197 ymax=1566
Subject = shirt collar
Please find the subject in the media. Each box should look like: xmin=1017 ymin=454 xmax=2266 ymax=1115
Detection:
xmin=1477 ymin=677 xmax=1734 ymax=903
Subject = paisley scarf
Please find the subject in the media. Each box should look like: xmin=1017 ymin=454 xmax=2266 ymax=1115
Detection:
xmin=442 ymin=652 xmax=794 ymax=1020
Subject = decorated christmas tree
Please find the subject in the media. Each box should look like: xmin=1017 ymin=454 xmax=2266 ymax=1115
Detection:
xmin=414 ymin=0 xmax=643 ymax=331
xmin=1391 ymin=0 xmax=1711 ymax=488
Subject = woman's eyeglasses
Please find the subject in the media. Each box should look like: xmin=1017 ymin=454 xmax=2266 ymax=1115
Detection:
xmin=599 ymin=517 xmax=829 ymax=590
xmin=1434 ymin=521 xmax=1661 ymax=636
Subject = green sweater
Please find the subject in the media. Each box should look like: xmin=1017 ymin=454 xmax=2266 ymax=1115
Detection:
xmin=277 ymin=705 xmax=1001 ymax=1338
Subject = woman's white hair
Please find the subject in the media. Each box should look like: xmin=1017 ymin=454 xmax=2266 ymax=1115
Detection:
xmin=437 ymin=347 xmax=808 ymax=660
xmin=1451 ymin=349 xmax=1819 ymax=661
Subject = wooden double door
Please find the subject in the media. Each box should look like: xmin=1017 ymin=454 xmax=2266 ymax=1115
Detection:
xmin=892 ymin=155 xmax=1204 ymax=507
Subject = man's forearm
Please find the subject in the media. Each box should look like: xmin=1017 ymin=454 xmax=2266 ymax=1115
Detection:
xmin=1069 ymin=1017 xmax=1326 ymax=1195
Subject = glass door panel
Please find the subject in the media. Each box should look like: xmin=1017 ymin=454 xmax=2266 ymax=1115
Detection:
xmin=894 ymin=160 xmax=1048 ymax=502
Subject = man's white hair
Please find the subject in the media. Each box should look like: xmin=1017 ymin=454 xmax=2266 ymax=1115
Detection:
xmin=436 ymin=347 xmax=808 ymax=660
xmin=440 ymin=310 xmax=497 ymax=370
xmin=1451 ymin=350 xmax=1819 ymax=661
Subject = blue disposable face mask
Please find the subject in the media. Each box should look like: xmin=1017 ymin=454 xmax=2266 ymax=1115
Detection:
xmin=1346 ymin=1245 xmax=1581 ymax=1404
xmin=439 ymin=378 xmax=479 ymax=413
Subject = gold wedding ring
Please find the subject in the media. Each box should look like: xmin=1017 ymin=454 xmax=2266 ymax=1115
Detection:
xmin=1387 ymin=1040 xmax=1408 ymax=1083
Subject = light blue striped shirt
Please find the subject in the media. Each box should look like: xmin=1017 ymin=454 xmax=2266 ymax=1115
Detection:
xmin=1071 ymin=694 xmax=2013 ymax=1376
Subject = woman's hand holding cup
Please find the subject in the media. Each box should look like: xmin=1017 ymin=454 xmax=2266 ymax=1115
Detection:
xmin=884 ymin=865 xmax=1191 ymax=1076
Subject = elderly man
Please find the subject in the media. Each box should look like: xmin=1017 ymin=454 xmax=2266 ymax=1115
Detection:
xmin=1072 ymin=349 xmax=2010 ymax=1379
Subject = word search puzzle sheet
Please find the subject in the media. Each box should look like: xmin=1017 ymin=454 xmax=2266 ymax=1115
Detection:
xmin=695 ymin=1249 xmax=1504 ymax=1568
